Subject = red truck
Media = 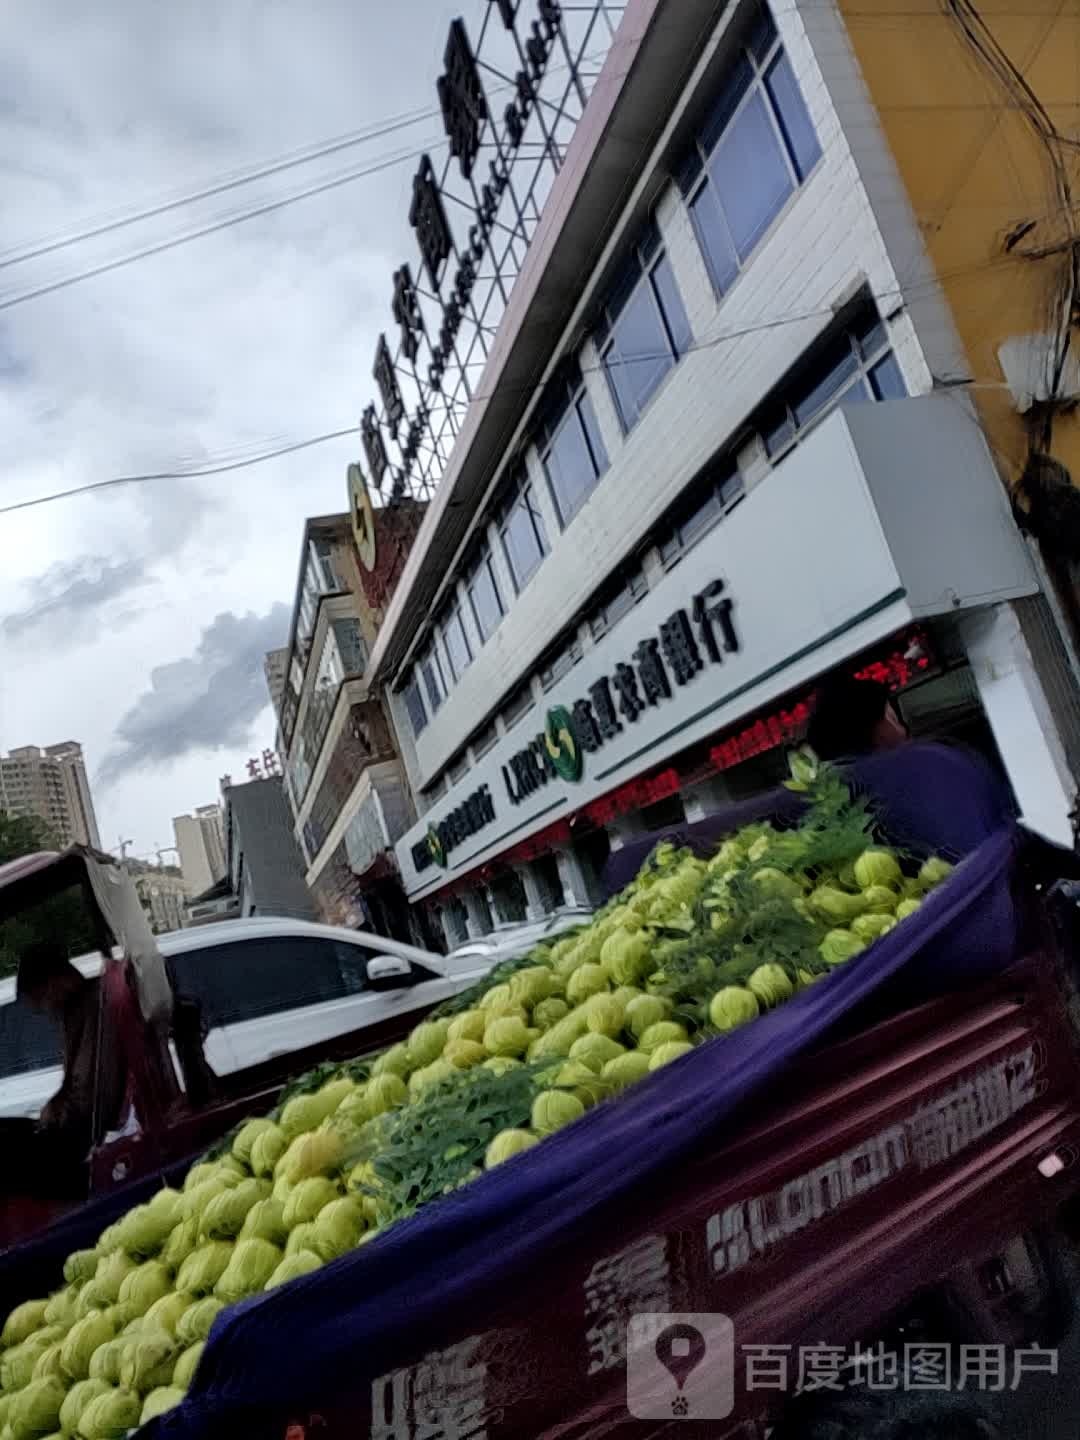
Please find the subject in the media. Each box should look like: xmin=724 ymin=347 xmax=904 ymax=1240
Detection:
xmin=146 ymin=825 xmax=1080 ymax=1440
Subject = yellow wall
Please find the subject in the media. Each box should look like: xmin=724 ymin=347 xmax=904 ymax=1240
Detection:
xmin=838 ymin=0 xmax=1080 ymax=489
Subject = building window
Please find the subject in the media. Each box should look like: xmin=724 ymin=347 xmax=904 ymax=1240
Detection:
xmin=501 ymin=680 xmax=535 ymax=732
xmin=403 ymin=676 xmax=428 ymax=738
xmin=440 ymin=598 xmax=473 ymax=683
xmin=679 ymin=4 xmax=821 ymax=296
xmin=539 ymin=633 xmax=583 ymax=692
xmin=448 ymin=751 xmax=470 ymax=785
xmin=538 ymin=361 xmax=609 ymax=526
xmin=658 ymin=465 xmax=745 ymax=567
xmin=498 ymin=471 xmax=549 ymax=592
xmin=588 ymin=564 xmax=649 ymax=641
xmin=418 ymin=645 xmax=446 ymax=715
xmin=759 ymin=310 xmax=907 ymax=460
xmin=471 ymin=721 xmax=498 ymax=760
xmin=422 ymin=774 xmax=448 ymax=804
xmin=595 ymin=218 xmax=692 ymax=433
xmin=331 ymin=617 xmax=367 ymax=675
xmin=466 ymin=547 xmax=504 ymax=644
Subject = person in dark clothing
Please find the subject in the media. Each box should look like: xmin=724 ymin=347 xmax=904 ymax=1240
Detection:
xmin=807 ymin=672 xmax=908 ymax=761
xmin=803 ymin=666 xmax=1018 ymax=861
xmin=17 ymin=940 xmax=126 ymax=1158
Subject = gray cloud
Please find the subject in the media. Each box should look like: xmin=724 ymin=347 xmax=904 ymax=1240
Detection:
xmin=0 ymin=0 xmax=481 ymax=850
xmin=2 ymin=554 xmax=153 ymax=647
xmin=99 ymin=602 xmax=289 ymax=784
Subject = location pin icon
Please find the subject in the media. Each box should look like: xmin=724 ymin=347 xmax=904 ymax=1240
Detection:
xmin=655 ymin=1322 xmax=707 ymax=1394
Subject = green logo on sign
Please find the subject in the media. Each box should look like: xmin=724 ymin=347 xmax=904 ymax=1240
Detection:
xmin=426 ymin=826 xmax=447 ymax=868
xmin=544 ymin=705 xmax=582 ymax=783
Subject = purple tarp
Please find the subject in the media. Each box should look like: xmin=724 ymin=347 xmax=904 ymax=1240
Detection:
xmin=601 ymin=741 xmax=1016 ymax=898
xmin=149 ymin=749 xmax=1026 ymax=1440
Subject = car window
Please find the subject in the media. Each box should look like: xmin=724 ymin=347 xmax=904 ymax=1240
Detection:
xmin=167 ymin=936 xmax=379 ymax=1028
xmin=0 ymin=1000 xmax=63 ymax=1080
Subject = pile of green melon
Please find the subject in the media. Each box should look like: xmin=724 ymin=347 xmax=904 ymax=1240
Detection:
xmin=0 ymin=757 xmax=954 ymax=1438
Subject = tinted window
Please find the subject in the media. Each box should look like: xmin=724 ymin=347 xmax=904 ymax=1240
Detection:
xmin=683 ymin=5 xmax=820 ymax=296
xmin=441 ymin=603 xmax=473 ymax=682
xmin=404 ymin=676 xmax=428 ymax=737
xmin=167 ymin=936 xmax=377 ymax=1028
xmin=601 ymin=254 xmax=690 ymax=432
xmin=0 ymin=1000 xmax=63 ymax=1080
xmin=500 ymin=482 xmax=548 ymax=592
xmin=467 ymin=551 xmax=504 ymax=643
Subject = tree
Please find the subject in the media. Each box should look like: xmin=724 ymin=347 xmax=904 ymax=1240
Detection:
xmin=0 ymin=811 xmax=97 ymax=979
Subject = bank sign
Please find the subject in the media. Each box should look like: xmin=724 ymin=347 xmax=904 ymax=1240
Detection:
xmin=411 ymin=579 xmax=738 ymax=877
xmin=396 ymin=399 xmax=1037 ymax=898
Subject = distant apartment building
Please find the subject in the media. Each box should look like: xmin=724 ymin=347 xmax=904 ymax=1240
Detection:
xmin=264 ymin=647 xmax=289 ymax=722
xmin=0 ymin=741 xmax=101 ymax=848
xmin=276 ymin=498 xmax=427 ymax=944
xmin=172 ymin=803 xmax=226 ymax=897
xmin=123 ymin=860 xmax=188 ymax=935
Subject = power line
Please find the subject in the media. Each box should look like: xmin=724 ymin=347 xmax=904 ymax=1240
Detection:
xmin=0 ymin=138 xmax=447 ymax=314
xmin=0 ymin=101 xmax=443 ymax=275
xmin=0 ymin=258 xmax=1011 ymax=518
xmin=0 ymin=427 xmax=360 ymax=516
xmin=0 ymin=49 xmax=600 ymax=291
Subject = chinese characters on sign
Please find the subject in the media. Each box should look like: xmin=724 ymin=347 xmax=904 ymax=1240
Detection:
xmin=412 ymin=784 xmax=496 ymax=875
xmin=706 ymin=1047 xmax=1037 ymax=1278
xmin=502 ymin=577 xmax=740 ymax=805
xmin=357 ymin=0 xmax=583 ymax=510
xmin=584 ymin=1236 xmax=672 ymax=1376
xmin=733 ymin=1340 xmax=1057 ymax=1396
xmin=370 ymin=1335 xmax=489 ymax=1440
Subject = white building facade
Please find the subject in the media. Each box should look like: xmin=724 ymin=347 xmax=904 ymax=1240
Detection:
xmin=357 ymin=0 xmax=1077 ymax=946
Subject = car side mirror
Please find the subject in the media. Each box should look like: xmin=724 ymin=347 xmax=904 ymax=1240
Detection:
xmin=366 ymin=954 xmax=413 ymax=990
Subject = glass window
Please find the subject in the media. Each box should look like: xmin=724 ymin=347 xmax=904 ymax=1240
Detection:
xmin=542 ymin=392 xmax=609 ymax=526
xmin=539 ymin=635 xmax=582 ymax=692
xmin=758 ymin=307 xmax=907 ymax=459
xmin=441 ymin=601 xmax=472 ymax=683
xmin=589 ymin=565 xmax=648 ymax=639
xmin=870 ymin=353 xmax=906 ymax=400
xmin=467 ymin=550 xmax=504 ymax=643
xmin=710 ymin=91 xmax=793 ymax=260
xmin=601 ymin=253 xmax=691 ymax=433
xmin=167 ymin=936 xmax=378 ymax=1030
xmin=419 ymin=646 xmax=445 ymax=714
xmin=765 ymin=51 xmax=821 ymax=181
xmin=404 ymin=676 xmax=427 ymax=737
xmin=791 ymin=342 xmax=859 ymax=427
xmin=658 ymin=466 xmax=744 ymax=566
xmin=596 ymin=223 xmax=692 ymax=435
xmin=650 ymin=255 xmax=693 ymax=356
xmin=0 ymin=999 xmax=63 ymax=1079
xmin=501 ymin=681 xmax=535 ymax=732
xmin=683 ymin=6 xmax=820 ymax=296
xmin=471 ymin=722 xmax=498 ymax=760
xmin=423 ymin=774 xmax=447 ymax=804
xmin=448 ymin=752 xmax=470 ymax=785
xmin=332 ymin=617 xmax=367 ymax=676
xmin=499 ymin=477 xmax=549 ymax=592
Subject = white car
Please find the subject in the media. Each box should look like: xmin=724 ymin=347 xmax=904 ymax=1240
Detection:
xmin=447 ymin=906 xmax=595 ymax=967
xmin=0 ymin=917 xmax=495 ymax=1122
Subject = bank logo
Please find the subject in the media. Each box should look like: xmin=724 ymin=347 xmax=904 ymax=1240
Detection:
xmin=544 ymin=705 xmax=582 ymax=783
xmin=426 ymin=826 xmax=447 ymax=868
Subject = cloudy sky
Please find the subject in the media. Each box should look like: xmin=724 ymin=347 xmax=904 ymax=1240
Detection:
xmin=0 ymin=0 xmax=489 ymax=861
